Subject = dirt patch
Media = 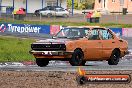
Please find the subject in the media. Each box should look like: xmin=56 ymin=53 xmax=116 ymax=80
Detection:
xmin=0 ymin=71 xmax=132 ymax=88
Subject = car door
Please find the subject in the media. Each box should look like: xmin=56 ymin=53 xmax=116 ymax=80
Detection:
xmin=99 ymin=28 xmax=117 ymax=59
xmin=49 ymin=7 xmax=55 ymax=15
xmin=40 ymin=9 xmax=50 ymax=16
xmin=84 ymin=28 xmax=103 ymax=60
xmin=55 ymin=8 xmax=63 ymax=16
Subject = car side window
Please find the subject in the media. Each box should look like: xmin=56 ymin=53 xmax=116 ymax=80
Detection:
xmin=88 ymin=29 xmax=100 ymax=40
xmin=100 ymin=29 xmax=113 ymax=40
xmin=61 ymin=9 xmax=65 ymax=11
xmin=79 ymin=28 xmax=89 ymax=38
xmin=55 ymin=8 xmax=64 ymax=12
xmin=49 ymin=7 xmax=54 ymax=10
xmin=55 ymin=8 xmax=60 ymax=11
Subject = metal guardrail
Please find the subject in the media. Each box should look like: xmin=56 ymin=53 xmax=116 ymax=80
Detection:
xmin=110 ymin=11 xmax=128 ymax=14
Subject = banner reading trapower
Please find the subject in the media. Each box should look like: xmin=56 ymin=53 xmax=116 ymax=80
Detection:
xmin=0 ymin=23 xmax=50 ymax=34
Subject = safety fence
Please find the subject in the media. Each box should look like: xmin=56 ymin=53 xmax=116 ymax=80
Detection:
xmin=0 ymin=12 xmax=132 ymax=24
xmin=0 ymin=23 xmax=132 ymax=38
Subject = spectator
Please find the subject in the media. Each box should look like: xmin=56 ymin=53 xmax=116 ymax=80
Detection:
xmin=12 ymin=8 xmax=26 ymax=20
xmin=91 ymin=10 xmax=101 ymax=23
xmin=86 ymin=12 xmax=93 ymax=23
xmin=16 ymin=8 xmax=26 ymax=15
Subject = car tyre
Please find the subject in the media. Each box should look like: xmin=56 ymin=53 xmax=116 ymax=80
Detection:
xmin=47 ymin=13 xmax=52 ymax=18
xmin=63 ymin=14 xmax=68 ymax=18
xmin=69 ymin=49 xmax=85 ymax=66
xmin=35 ymin=13 xmax=40 ymax=17
xmin=108 ymin=50 xmax=120 ymax=65
xmin=36 ymin=58 xmax=49 ymax=67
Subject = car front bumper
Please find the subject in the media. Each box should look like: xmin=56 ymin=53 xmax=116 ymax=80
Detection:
xmin=125 ymin=50 xmax=130 ymax=55
xmin=29 ymin=50 xmax=73 ymax=56
xmin=121 ymin=50 xmax=130 ymax=57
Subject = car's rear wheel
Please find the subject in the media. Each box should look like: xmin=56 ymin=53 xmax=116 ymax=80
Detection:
xmin=36 ymin=58 xmax=49 ymax=67
xmin=69 ymin=49 xmax=85 ymax=66
xmin=47 ymin=13 xmax=52 ymax=17
xmin=35 ymin=13 xmax=40 ymax=16
xmin=108 ymin=50 xmax=120 ymax=65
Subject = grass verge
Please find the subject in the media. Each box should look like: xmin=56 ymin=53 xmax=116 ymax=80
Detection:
xmin=0 ymin=18 xmax=132 ymax=28
xmin=0 ymin=36 xmax=35 ymax=62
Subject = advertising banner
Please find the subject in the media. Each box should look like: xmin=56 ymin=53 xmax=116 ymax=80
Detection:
xmin=1 ymin=23 xmax=132 ymax=38
xmin=109 ymin=28 xmax=122 ymax=37
xmin=122 ymin=28 xmax=132 ymax=37
xmin=50 ymin=25 xmax=60 ymax=35
xmin=0 ymin=23 xmax=50 ymax=34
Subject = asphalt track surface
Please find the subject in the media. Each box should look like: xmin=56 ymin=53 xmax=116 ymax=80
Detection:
xmin=0 ymin=53 xmax=132 ymax=72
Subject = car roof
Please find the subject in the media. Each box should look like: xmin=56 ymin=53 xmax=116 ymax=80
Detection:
xmin=62 ymin=26 xmax=110 ymax=31
xmin=46 ymin=6 xmax=62 ymax=8
xmin=63 ymin=26 xmax=102 ymax=29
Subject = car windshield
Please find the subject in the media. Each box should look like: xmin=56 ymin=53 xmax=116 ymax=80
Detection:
xmin=55 ymin=28 xmax=90 ymax=38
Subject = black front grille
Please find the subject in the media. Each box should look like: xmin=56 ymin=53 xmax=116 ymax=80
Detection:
xmin=31 ymin=44 xmax=66 ymax=51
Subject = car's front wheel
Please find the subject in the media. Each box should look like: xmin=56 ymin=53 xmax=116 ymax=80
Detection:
xmin=108 ymin=50 xmax=120 ymax=65
xmin=63 ymin=14 xmax=68 ymax=18
xmin=36 ymin=58 xmax=49 ymax=67
xmin=69 ymin=49 xmax=85 ymax=66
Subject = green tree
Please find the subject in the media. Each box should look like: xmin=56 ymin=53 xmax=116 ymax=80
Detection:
xmin=67 ymin=0 xmax=78 ymax=9
xmin=67 ymin=0 xmax=95 ymax=10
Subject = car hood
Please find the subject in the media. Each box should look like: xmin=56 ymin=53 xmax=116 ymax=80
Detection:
xmin=33 ymin=38 xmax=75 ymax=44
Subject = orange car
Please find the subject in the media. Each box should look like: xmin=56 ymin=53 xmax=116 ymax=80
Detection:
xmin=30 ymin=26 xmax=128 ymax=67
